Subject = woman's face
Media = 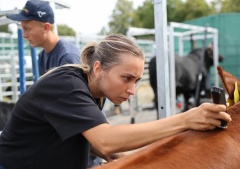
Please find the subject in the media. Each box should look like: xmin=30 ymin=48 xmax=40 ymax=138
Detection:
xmin=98 ymin=53 xmax=145 ymax=105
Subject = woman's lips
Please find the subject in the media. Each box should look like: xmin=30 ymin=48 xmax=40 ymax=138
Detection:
xmin=120 ymin=97 xmax=128 ymax=101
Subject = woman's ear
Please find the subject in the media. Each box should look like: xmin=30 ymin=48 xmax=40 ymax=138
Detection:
xmin=93 ymin=61 xmax=103 ymax=78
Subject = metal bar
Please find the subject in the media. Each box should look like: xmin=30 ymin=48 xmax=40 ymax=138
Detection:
xmin=181 ymin=29 xmax=209 ymax=37
xmin=182 ymin=34 xmax=214 ymax=41
xmin=40 ymin=0 xmax=70 ymax=9
xmin=171 ymin=22 xmax=217 ymax=33
xmin=30 ymin=47 xmax=39 ymax=82
xmin=213 ymin=31 xmax=219 ymax=87
xmin=10 ymin=54 xmax=18 ymax=102
xmin=0 ymin=17 xmax=18 ymax=26
xmin=17 ymin=26 xmax=26 ymax=94
xmin=153 ymin=0 xmax=170 ymax=118
xmin=179 ymin=36 xmax=183 ymax=56
xmin=169 ymin=23 xmax=176 ymax=115
xmin=0 ymin=9 xmax=19 ymax=15
xmin=194 ymin=26 xmax=208 ymax=107
xmin=0 ymin=76 xmax=2 ymax=100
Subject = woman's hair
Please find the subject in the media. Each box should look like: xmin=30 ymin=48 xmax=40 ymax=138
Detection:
xmin=80 ymin=33 xmax=144 ymax=73
xmin=42 ymin=34 xmax=144 ymax=77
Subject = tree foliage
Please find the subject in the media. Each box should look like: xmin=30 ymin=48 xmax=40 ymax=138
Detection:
xmin=219 ymin=0 xmax=240 ymax=12
xmin=182 ymin=0 xmax=214 ymax=21
xmin=0 ymin=15 xmax=12 ymax=34
xmin=0 ymin=23 xmax=75 ymax=36
xmin=132 ymin=0 xmax=154 ymax=28
xmin=57 ymin=24 xmax=76 ymax=36
xmin=131 ymin=0 xmax=214 ymax=29
xmin=98 ymin=26 xmax=108 ymax=35
xmin=1 ymin=0 xmax=240 ymax=35
xmin=108 ymin=0 xmax=240 ymax=34
xmin=166 ymin=0 xmax=185 ymax=22
xmin=0 ymin=25 xmax=11 ymax=34
xmin=108 ymin=0 xmax=134 ymax=34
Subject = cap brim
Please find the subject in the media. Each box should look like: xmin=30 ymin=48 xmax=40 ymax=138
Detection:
xmin=6 ymin=14 xmax=31 ymax=21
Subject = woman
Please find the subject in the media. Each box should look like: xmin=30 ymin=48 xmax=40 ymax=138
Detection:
xmin=0 ymin=34 xmax=231 ymax=169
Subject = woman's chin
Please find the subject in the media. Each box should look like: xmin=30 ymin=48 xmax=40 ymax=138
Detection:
xmin=111 ymin=100 xmax=122 ymax=105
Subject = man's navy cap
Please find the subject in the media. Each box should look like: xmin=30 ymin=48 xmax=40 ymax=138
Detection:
xmin=6 ymin=0 xmax=54 ymax=24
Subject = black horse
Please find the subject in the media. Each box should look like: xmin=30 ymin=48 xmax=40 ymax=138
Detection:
xmin=148 ymin=47 xmax=223 ymax=111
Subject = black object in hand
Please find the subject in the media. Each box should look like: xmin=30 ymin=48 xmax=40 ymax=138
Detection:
xmin=211 ymin=86 xmax=227 ymax=129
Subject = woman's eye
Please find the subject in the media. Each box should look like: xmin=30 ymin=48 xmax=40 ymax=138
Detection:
xmin=123 ymin=76 xmax=131 ymax=82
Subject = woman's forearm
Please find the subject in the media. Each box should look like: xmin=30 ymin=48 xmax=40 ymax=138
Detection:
xmin=85 ymin=113 xmax=187 ymax=155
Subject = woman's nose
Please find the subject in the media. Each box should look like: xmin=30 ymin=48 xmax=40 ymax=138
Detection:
xmin=126 ymin=84 xmax=135 ymax=95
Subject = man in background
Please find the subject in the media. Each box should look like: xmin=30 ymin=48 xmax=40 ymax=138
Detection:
xmin=7 ymin=0 xmax=80 ymax=75
xmin=6 ymin=0 xmax=101 ymax=167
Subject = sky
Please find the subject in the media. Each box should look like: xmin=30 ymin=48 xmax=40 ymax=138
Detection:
xmin=0 ymin=0 xmax=145 ymax=35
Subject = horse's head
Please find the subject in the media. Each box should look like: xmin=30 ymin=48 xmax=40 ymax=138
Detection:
xmin=217 ymin=66 xmax=240 ymax=143
xmin=217 ymin=66 xmax=240 ymax=100
xmin=188 ymin=47 xmax=223 ymax=71
xmin=205 ymin=43 xmax=223 ymax=68
xmin=204 ymin=46 xmax=224 ymax=70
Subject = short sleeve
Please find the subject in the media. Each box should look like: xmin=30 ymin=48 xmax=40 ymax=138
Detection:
xmin=60 ymin=54 xmax=80 ymax=65
xmin=43 ymin=76 xmax=107 ymax=141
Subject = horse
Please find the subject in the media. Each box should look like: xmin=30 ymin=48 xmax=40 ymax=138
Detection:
xmin=93 ymin=66 xmax=240 ymax=169
xmin=148 ymin=47 xmax=223 ymax=111
xmin=0 ymin=101 xmax=15 ymax=131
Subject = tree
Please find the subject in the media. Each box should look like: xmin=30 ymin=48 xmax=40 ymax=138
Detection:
xmin=131 ymin=0 xmax=215 ymax=29
xmin=182 ymin=0 xmax=214 ymax=21
xmin=220 ymin=0 xmax=240 ymax=12
xmin=0 ymin=15 xmax=12 ymax=34
xmin=166 ymin=0 xmax=185 ymax=22
xmin=0 ymin=25 xmax=12 ymax=34
xmin=132 ymin=0 xmax=185 ymax=28
xmin=57 ymin=24 xmax=75 ymax=36
xmin=108 ymin=0 xmax=134 ymax=34
xmin=98 ymin=26 xmax=108 ymax=35
xmin=132 ymin=0 xmax=154 ymax=28
xmin=208 ymin=0 xmax=222 ymax=13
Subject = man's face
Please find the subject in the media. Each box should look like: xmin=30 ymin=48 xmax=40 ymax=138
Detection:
xmin=21 ymin=20 xmax=46 ymax=47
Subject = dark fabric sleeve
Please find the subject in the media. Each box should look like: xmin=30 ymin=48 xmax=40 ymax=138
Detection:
xmin=43 ymin=77 xmax=107 ymax=141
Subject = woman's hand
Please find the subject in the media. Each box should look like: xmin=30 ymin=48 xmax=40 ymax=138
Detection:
xmin=103 ymin=153 xmax=125 ymax=162
xmin=183 ymin=102 xmax=232 ymax=131
xmin=91 ymin=145 xmax=125 ymax=163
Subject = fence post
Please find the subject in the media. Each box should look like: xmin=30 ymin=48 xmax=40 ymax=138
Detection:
xmin=30 ymin=47 xmax=39 ymax=82
xmin=0 ymin=74 xmax=2 ymax=100
xmin=17 ymin=25 xmax=26 ymax=95
xmin=11 ymin=54 xmax=18 ymax=102
xmin=153 ymin=0 xmax=171 ymax=118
